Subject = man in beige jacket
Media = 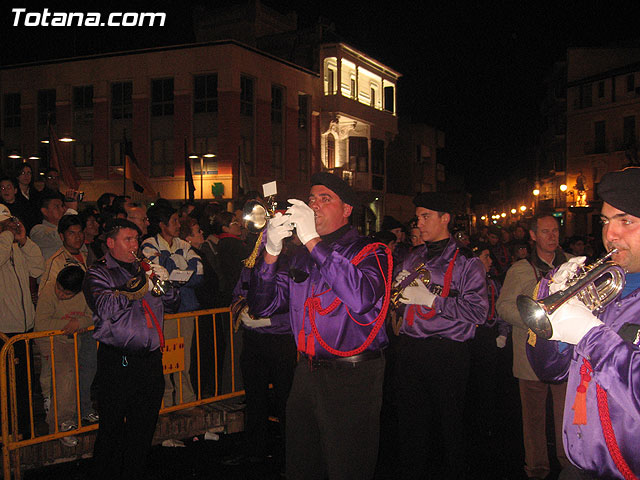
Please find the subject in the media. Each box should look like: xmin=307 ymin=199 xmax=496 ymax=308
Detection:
xmin=496 ymin=213 xmax=571 ymax=480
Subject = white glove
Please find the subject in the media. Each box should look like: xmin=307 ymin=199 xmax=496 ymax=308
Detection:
xmin=146 ymin=264 xmax=169 ymax=290
xmin=238 ymin=306 xmax=272 ymax=328
xmin=548 ymin=298 xmax=604 ymax=345
xmin=151 ymin=263 xmax=169 ymax=281
xmin=265 ymin=212 xmax=293 ymax=256
xmin=286 ymin=199 xmax=320 ymax=245
xmin=496 ymin=335 xmax=507 ymax=348
xmin=394 ymin=270 xmax=411 ymax=286
xmin=399 ymin=281 xmax=436 ymax=307
xmin=549 ymin=257 xmax=587 ymax=294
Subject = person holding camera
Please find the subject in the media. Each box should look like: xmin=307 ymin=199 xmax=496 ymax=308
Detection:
xmin=0 ymin=204 xmax=45 ymax=438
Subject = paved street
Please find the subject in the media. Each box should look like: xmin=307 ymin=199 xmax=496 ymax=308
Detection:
xmin=24 ymin=369 xmax=563 ymax=480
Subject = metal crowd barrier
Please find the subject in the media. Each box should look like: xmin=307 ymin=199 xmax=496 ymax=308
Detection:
xmin=0 ymin=307 xmax=242 ymax=479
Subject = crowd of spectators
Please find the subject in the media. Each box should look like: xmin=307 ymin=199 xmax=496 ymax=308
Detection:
xmin=0 ymin=175 xmax=250 ymax=449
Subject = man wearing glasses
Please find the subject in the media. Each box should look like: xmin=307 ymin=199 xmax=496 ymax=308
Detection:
xmin=247 ymin=172 xmax=390 ymax=480
xmin=125 ymin=203 xmax=150 ymax=237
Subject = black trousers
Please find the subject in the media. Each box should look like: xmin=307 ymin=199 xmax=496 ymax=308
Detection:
xmin=93 ymin=344 xmax=164 ymax=480
xmin=239 ymin=328 xmax=297 ymax=459
xmin=286 ymin=354 xmax=385 ymax=480
xmin=558 ymin=464 xmax=601 ymax=480
xmin=467 ymin=324 xmax=499 ymax=435
xmin=396 ymin=334 xmax=470 ymax=480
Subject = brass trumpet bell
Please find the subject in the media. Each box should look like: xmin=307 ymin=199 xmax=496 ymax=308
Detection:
xmin=517 ymin=249 xmax=625 ymax=339
xmin=242 ymin=199 xmax=275 ymax=233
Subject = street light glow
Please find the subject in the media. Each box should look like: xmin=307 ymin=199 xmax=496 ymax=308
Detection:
xmin=560 ymin=184 xmax=568 ymax=192
xmin=510 ymin=208 xmax=516 ymax=214
xmin=533 ymin=189 xmax=540 ymax=196
xmin=520 ymin=205 xmax=527 ymax=212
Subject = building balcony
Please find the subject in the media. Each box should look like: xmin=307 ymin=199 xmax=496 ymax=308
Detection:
xmin=321 ymin=94 xmax=397 ymax=134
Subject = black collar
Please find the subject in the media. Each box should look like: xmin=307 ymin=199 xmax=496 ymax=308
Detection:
xmin=113 ymin=256 xmax=138 ymax=275
xmin=425 ymin=238 xmax=450 ymax=260
xmin=320 ymin=224 xmax=351 ymax=245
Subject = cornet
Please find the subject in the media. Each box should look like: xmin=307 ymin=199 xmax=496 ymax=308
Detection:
xmin=242 ymin=197 xmax=278 ymax=233
xmin=516 ymin=249 xmax=625 ymax=339
xmin=390 ymin=263 xmax=431 ymax=309
xmin=130 ymin=251 xmax=172 ymax=296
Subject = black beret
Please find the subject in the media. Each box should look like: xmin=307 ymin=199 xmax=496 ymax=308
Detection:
xmin=310 ymin=172 xmax=358 ymax=206
xmin=381 ymin=215 xmax=403 ymax=231
xmin=413 ymin=192 xmax=457 ymax=214
xmin=597 ymin=167 xmax=640 ymax=218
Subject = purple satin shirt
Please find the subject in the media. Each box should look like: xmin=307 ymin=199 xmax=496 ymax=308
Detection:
xmin=233 ymin=262 xmax=292 ymax=335
xmin=526 ymin=274 xmax=640 ymax=478
xmin=247 ymin=226 xmax=390 ymax=359
xmin=83 ymin=252 xmax=180 ymax=353
xmin=398 ymin=237 xmax=489 ymax=341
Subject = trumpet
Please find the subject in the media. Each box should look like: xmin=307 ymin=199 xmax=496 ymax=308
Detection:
xmin=242 ymin=197 xmax=276 ymax=233
xmin=130 ymin=251 xmax=172 ymax=296
xmin=390 ymin=263 xmax=431 ymax=309
xmin=516 ymin=249 xmax=625 ymax=339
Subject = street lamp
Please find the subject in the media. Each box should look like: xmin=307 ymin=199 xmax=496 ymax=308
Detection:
xmin=560 ymin=184 xmax=568 ymax=192
xmin=520 ymin=205 xmax=527 ymax=212
xmin=510 ymin=208 xmax=517 ymax=214
xmin=533 ymin=188 xmax=540 ymax=196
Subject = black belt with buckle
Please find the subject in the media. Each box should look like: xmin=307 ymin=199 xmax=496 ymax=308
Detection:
xmin=300 ymin=349 xmax=384 ymax=369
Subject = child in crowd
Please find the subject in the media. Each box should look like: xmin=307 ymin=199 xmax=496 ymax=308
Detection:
xmin=35 ymin=265 xmax=92 ymax=447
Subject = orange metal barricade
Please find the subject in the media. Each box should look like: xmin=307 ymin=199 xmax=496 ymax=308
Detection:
xmin=0 ymin=307 xmax=242 ymax=479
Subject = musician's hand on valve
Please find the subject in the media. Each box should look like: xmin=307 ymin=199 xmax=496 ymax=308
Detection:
xmin=549 ymin=256 xmax=587 ymax=294
xmin=265 ymin=212 xmax=294 ymax=256
xmin=399 ymin=280 xmax=436 ymax=307
xmin=548 ymin=297 xmax=603 ymax=344
xmin=146 ymin=264 xmax=168 ymax=289
xmin=286 ymin=199 xmax=320 ymax=245
xmin=394 ymin=270 xmax=411 ymax=286
xmin=150 ymin=263 xmax=169 ymax=281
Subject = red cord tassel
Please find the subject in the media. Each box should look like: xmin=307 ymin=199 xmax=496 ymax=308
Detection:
xmin=298 ymin=329 xmax=306 ymax=353
xmin=572 ymin=359 xmax=592 ymax=425
xmin=306 ymin=334 xmax=315 ymax=358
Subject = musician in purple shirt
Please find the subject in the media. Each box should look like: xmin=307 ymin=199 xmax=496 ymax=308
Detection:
xmin=83 ymin=219 xmax=179 ymax=480
xmin=394 ymin=192 xmax=488 ymax=479
xmin=247 ymin=172 xmax=391 ymax=480
xmin=526 ymin=167 xmax=640 ymax=480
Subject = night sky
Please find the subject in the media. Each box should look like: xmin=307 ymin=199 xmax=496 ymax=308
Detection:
xmin=3 ymin=1 xmax=640 ymax=203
